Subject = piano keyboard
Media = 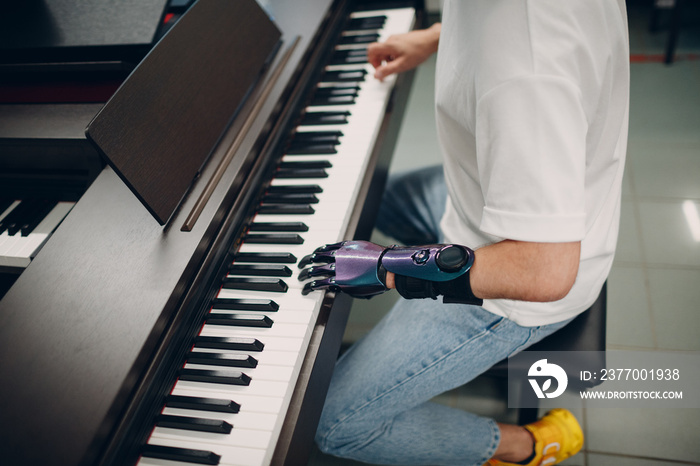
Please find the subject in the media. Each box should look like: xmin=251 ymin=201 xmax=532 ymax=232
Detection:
xmin=139 ymin=7 xmax=415 ymax=466
xmin=0 ymin=199 xmax=75 ymax=269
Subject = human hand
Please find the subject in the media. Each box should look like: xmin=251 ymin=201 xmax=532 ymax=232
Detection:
xmin=367 ymin=23 xmax=441 ymax=81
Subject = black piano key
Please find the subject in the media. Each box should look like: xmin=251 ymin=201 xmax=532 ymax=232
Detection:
xmin=279 ymin=160 xmax=332 ymax=169
xmin=249 ymin=221 xmax=309 ymax=232
xmin=290 ymin=130 xmax=343 ymax=144
xmin=310 ymin=94 xmax=356 ymax=106
xmin=207 ymin=313 xmax=274 ymax=328
xmin=180 ymin=368 xmax=253 ymax=385
xmin=344 ymin=26 xmax=384 ymax=35
xmin=312 ymin=89 xmax=358 ymax=101
xmin=275 ymin=167 xmax=328 ymax=179
xmin=262 ymin=193 xmax=319 ymax=206
xmin=286 ymin=143 xmax=338 ymax=155
xmin=195 ymin=336 xmax=264 ymax=351
xmin=156 ymin=414 xmax=232 ymax=434
xmin=322 ymin=69 xmax=368 ymax=82
xmin=279 ymin=159 xmax=333 ymax=169
xmin=348 ymin=14 xmax=386 ymax=21
xmin=330 ymin=49 xmax=368 ymax=65
xmin=211 ymin=297 xmax=279 ymax=311
xmin=258 ymin=204 xmax=315 ymax=215
xmin=243 ymin=233 xmax=305 ymax=245
xmin=228 ymin=263 xmax=293 ymax=276
xmin=262 ymin=192 xmax=319 ymax=204
xmin=166 ymin=395 xmax=241 ymax=413
xmin=262 ymin=193 xmax=318 ymax=204
xmin=345 ymin=23 xmax=385 ymax=33
xmin=221 ymin=277 xmax=288 ymax=292
xmin=300 ymin=111 xmax=350 ymax=126
xmin=142 ymin=444 xmax=220 ymax=465
xmin=232 ymin=252 xmax=297 ymax=264
xmin=266 ymin=184 xmax=323 ymax=194
xmin=338 ymin=33 xmax=380 ymax=45
xmin=314 ymin=85 xmax=360 ymax=97
xmin=187 ymin=351 xmax=259 ymax=368
xmin=346 ymin=15 xmax=386 ymax=30
xmin=21 ymin=200 xmax=58 ymax=236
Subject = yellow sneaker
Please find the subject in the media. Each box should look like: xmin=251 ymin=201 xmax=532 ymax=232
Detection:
xmin=486 ymin=409 xmax=583 ymax=466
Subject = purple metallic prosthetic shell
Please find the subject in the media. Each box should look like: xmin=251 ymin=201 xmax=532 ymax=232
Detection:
xmin=333 ymin=241 xmax=388 ymax=297
xmin=381 ymin=244 xmax=474 ymax=281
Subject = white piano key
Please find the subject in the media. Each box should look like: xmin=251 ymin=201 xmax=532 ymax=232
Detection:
xmin=174 ymin=377 xmax=289 ymax=399
xmin=0 ymin=233 xmax=27 ymax=267
xmin=150 ymin=425 xmax=272 ymax=450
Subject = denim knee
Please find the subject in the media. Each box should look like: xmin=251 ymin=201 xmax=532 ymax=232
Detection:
xmin=315 ymin=399 xmax=351 ymax=455
xmin=314 ymin=394 xmax=378 ymax=457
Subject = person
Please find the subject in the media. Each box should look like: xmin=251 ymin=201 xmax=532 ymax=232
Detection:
xmin=299 ymin=1 xmax=629 ymax=465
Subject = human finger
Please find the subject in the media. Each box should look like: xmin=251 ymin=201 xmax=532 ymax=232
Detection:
xmin=374 ymin=56 xmax=407 ymax=81
xmin=367 ymin=41 xmax=398 ymax=69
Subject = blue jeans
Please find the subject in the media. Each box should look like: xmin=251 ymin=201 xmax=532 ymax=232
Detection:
xmin=315 ymin=166 xmax=571 ymax=465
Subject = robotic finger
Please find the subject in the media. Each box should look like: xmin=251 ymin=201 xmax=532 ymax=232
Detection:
xmin=301 ymin=277 xmax=338 ymax=295
xmin=298 ymin=263 xmax=336 ymax=281
xmin=299 ymin=242 xmax=344 ymax=268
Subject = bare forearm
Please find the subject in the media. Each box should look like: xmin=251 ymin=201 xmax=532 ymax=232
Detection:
xmin=386 ymin=240 xmax=580 ymax=303
xmin=470 ymin=240 xmax=580 ymax=302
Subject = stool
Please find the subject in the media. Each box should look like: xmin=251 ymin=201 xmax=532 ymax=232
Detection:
xmin=485 ymin=283 xmax=607 ymax=425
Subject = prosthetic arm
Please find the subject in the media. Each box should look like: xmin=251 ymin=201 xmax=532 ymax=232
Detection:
xmin=298 ymin=241 xmax=482 ymax=305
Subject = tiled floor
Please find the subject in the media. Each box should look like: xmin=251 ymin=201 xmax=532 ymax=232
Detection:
xmin=310 ymin=2 xmax=700 ymax=465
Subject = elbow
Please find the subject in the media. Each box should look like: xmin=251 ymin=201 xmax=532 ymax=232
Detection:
xmin=527 ymin=273 xmax=577 ymax=302
xmin=523 ymin=242 xmax=580 ymax=302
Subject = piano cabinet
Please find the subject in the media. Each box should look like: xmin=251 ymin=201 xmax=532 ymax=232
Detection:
xmin=0 ymin=1 xmax=424 ymax=465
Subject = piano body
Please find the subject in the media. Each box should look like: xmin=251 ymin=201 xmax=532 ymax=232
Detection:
xmin=0 ymin=1 xmax=423 ymax=465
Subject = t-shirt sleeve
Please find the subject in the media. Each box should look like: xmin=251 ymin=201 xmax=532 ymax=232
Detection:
xmin=476 ymin=75 xmax=588 ymax=242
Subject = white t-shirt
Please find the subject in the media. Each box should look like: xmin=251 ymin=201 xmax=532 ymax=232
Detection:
xmin=435 ymin=0 xmax=630 ymax=326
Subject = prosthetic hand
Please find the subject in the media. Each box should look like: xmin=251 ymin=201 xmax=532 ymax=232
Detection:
xmin=298 ymin=241 xmax=482 ymax=305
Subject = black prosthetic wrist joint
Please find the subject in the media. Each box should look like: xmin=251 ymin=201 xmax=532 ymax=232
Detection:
xmin=394 ymin=270 xmax=483 ymax=306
